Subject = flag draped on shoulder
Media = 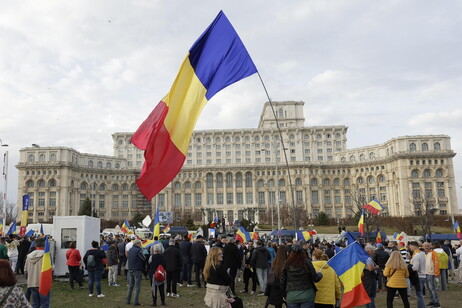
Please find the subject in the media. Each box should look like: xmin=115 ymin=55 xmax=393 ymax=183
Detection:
xmin=153 ymin=207 xmax=160 ymax=238
xmin=358 ymin=210 xmax=365 ymax=236
xmin=39 ymin=237 xmax=52 ymax=296
xmin=131 ymin=10 xmax=258 ymax=200
xmin=362 ymin=198 xmax=384 ymax=215
xmin=236 ymin=227 xmax=251 ymax=243
xmin=328 ymin=242 xmax=371 ymax=308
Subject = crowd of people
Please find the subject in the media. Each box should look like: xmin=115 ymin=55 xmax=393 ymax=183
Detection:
xmin=0 ymin=232 xmax=462 ymax=308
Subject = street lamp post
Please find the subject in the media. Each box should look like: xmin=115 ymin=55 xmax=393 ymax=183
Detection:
xmin=1 ymin=139 xmax=8 ymax=237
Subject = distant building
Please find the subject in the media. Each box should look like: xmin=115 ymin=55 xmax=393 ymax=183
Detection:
xmin=16 ymin=101 xmax=458 ymax=224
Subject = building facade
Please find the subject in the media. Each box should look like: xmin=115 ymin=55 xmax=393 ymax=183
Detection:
xmin=16 ymin=101 xmax=458 ymax=224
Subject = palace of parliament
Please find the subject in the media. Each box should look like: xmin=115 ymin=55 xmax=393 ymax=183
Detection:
xmin=16 ymin=101 xmax=459 ymax=225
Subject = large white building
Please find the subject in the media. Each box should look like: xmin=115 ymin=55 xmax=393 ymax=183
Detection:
xmin=16 ymin=101 xmax=458 ymax=225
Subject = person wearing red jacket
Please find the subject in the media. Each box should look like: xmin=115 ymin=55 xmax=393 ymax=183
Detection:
xmin=66 ymin=241 xmax=84 ymax=290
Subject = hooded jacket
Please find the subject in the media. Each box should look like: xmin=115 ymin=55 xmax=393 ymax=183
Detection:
xmin=106 ymin=244 xmax=119 ymax=266
xmin=25 ymin=248 xmax=45 ymax=287
xmin=251 ymin=246 xmax=270 ymax=269
xmin=312 ymin=261 xmax=341 ymax=305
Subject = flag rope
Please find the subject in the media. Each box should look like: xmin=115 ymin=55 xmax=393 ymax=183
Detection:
xmin=257 ymin=71 xmax=297 ymax=230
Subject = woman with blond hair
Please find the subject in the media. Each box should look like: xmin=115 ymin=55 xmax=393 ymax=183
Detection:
xmin=384 ymin=251 xmax=410 ymax=308
xmin=312 ymin=249 xmax=341 ymax=308
xmin=203 ymin=247 xmax=233 ymax=308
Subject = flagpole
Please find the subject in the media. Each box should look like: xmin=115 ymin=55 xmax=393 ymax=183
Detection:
xmin=257 ymin=72 xmax=297 ymax=231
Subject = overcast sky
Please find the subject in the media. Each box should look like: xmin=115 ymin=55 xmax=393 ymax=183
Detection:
xmin=1 ymin=1 xmax=462 ymax=208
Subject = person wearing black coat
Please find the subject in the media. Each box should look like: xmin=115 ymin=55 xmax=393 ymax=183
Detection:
xmin=16 ymin=237 xmax=31 ymax=274
xmin=373 ymin=243 xmax=389 ymax=291
xmin=164 ymin=240 xmax=182 ymax=297
xmin=179 ymin=235 xmax=193 ymax=286
xmin=223 ymin=237 xmax=241 ymax=294
xmin=83 ymin=241 xmax=107 ymax=297
xmin=149 ymin=243 xmax=166 ymax=306
xmin=191 ymin=235 xmax=208 ymax=288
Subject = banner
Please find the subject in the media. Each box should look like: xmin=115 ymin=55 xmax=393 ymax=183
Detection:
xmin=20 ymin=194 xmax=30 ymax=237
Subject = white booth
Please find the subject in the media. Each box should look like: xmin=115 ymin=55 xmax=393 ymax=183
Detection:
xmin=52 ymin=216 xmax=100 ymax=276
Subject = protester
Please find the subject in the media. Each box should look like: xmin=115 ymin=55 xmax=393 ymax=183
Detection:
xmin=363 ymin=245 xmax=378 ymax=308
xmin=222 ymin=236 xmax=241 ymax=294
xmin=25 ymin=237 xmax=50 ymax=307
xmin=280 ymin=244 xmax=323 ymax=308
xmin=456 ymin=240 xmax=462 ymax=285
xmin=0 ymin=259 xmax=32 ymax=307
xmin=265 ymin=245 xmax=288 ymax=308
xmin=65 ymin=241 xmax=84 ymax=290
xmin=106 ymin=240 xmax=120 ymax=287
xmin=251 ymin=240 xmax=270 ymax=295
xmin=432 ymin=242 xmax=448 ymax=291
xmin=312 ymin=248 xmax=341 ymax=308
xmin=384 ymin=251 xmax=410 ymax=308
xmin=126 ymin=239 xmax=146 ymax=305
xmin=16 ymin=236 xmax=31 ymax=275
xmin=409 ymin=241 xmax=426 ymax=308
xmin=149 ymin=243 xmax=166 ymax=306
xmin=179 ymin=234 xmax=193 ymax=287
xmin=373 ymin=243 xmax=389 ymax=292
xmin=241 ymin=240 xmax=257 ymax=294
xmin=191 ymin=235 xmax=207 ymax=288
xmin=6 ymin=235 xmax=19 ymax=271
xmin=422 ymin=242 xmax=441 ymax=308
xmin=83 ymin=240 xmax=107 ymax=298
xmin=203 ymin=247 xmax=233 ymax=308
xmin=117 ymin=237 xmax=127 ymax=276
xmin=164 ymin=239 xmax=182 ymax=298
xmin=0 ymin=238 xmax=8 ymax=261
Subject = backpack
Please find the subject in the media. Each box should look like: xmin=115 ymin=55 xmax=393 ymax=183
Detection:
xmin=87 ymin=254 xmax=96 ymax=267
xmin=154 ymin=264 xmax=166 ymax=282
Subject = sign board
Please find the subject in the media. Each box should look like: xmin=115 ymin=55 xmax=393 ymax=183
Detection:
xmin=159 ymin=211 xmax=173 ymax=224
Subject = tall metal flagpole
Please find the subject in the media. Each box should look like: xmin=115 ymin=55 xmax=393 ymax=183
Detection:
xmin=257 ymin=72 xmax=298 ymax=231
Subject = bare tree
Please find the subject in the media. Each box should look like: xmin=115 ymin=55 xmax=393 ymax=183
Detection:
xmin=0 ymin=192 xmax=17 ymax=224
xmin=345 ymin=185 xmax=385 ymax=238
xmin=411 ymin=187 xmax=437 ymax=237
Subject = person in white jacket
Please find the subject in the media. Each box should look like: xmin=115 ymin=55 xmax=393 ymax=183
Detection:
xmin=409 ymin=241 xmax=426 ymax=308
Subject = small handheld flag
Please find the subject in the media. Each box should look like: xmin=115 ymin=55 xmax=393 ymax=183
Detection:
xmin=153 ymin=207 xmax=160 ymax=238
xmin=7 ymin=221 xmax=17 ymax=235
xmin=453 ymin=221 xmax=461 ymax=239
xmin=121 ymin=220 xmax=130 ymax=233
xmin=358 ymin=210 xmax=365 ymax=237
xmin=376 ymin=227 xmax=382 ymax=243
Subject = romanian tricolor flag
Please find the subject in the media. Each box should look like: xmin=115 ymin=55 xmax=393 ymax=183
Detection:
xmin=358 ymin=210 xmax=365 ymax=237
xmin=397 ymin=232 xmax=405 ymax=241
xmin=376 ymin=227 xmax=382 ymax=243
xmin=7 ymin=221 xmax=16 ymax=235
xmin=163 ymin=224 xmax=171 ymax=234
xmin=236 ymin=227 xmax=251 ymax=243
xmin=131 ymin=11 xmax=257 ymax=200
xmin=296 ymin=230 xmax=316 ymax=242
xmin=39 ymin=237 xmax=52 ymax=296
xmin=142 ymin=239 xmax=155 ymax=248
xmin=0 ymin=219 xmax=3 ymax=235
xmin=362 ymin=198 xmax=384 ymax=215
xmin=453 ymin=221 xmax=461 ymax=239
xmin=328 ymin=242 xmax=371 ymax=308
xmin=250 ymin=232 xmax=259 ymax=240
xmin=210 ymin=217 xmax=218 ymax=228
xmin=153 ymin=207 xmax=160 ymax=238
xmin=121 ymin=220 xmax=130 ymax=233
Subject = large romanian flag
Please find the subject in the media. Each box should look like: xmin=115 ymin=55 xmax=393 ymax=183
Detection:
xmin=131 ymin=11 xmax=257 ymax=200
xmin=296 ymin=230 xmax=316 ymax=242
xmin=236 ymin=227 xmax=251 ymax=243
xmin=328 ymin=242 xmax=371 ymax=308
xmin=362 ymin=198 xmax=384 ymax=215
xmin=39 ymin=237 xmax=52 ymax=296
xmin=121 ymin=220 xmax=130 ymax=233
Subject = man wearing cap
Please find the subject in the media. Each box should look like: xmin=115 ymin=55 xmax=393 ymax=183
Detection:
xmin=409 ymin=241 xmax=426 ymax=308
xmin=251 ymin=240 xmax=270 ymax=295
xmin=191 ymin=235 xmax=207 ymax=288
xmin=126 ymin=239 xmax=146 ymax=305
xmin=164 ymin=239 xmax=182 ymax=298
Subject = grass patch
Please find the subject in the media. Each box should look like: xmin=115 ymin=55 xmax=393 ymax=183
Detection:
xmin=25 ymin=275 xmax=462 ymax=307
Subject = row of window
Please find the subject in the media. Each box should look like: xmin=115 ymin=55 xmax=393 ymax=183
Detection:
xmin=409 ymin=142 xmax=441 ymax=152
xmin=411 ymin=169 xmax=444 ymax=178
